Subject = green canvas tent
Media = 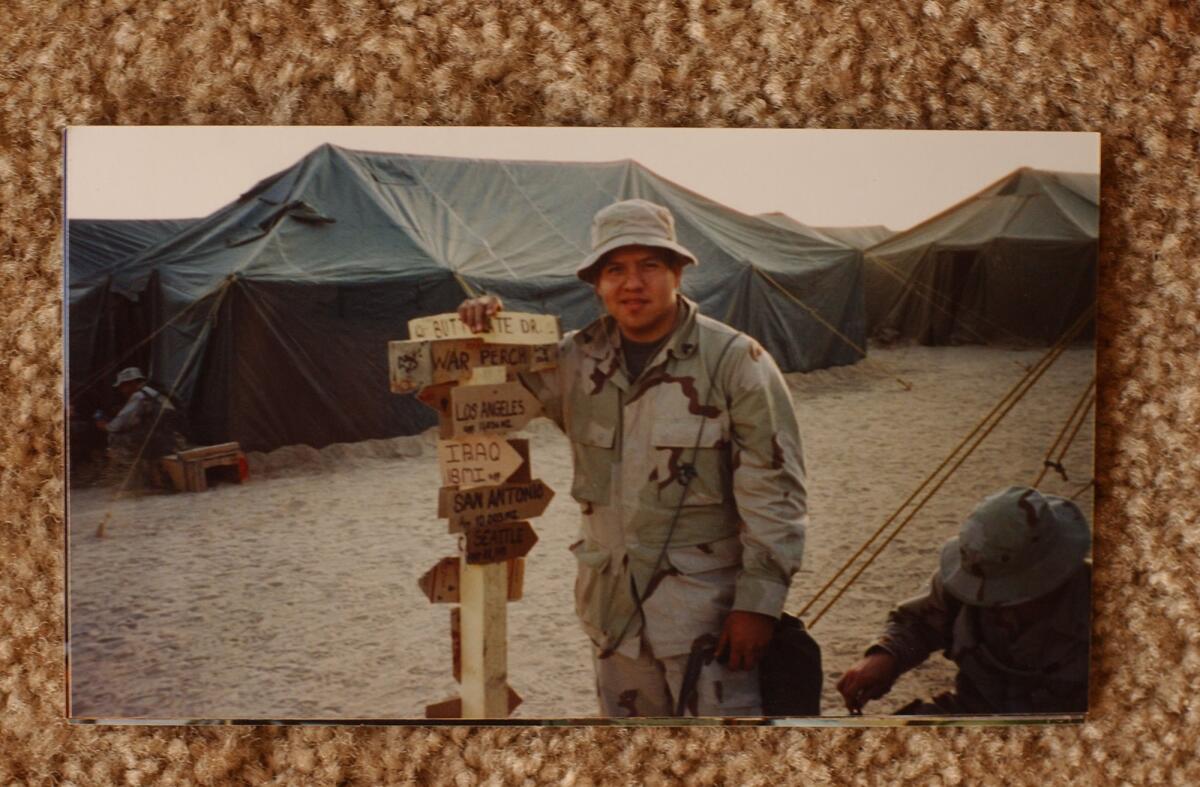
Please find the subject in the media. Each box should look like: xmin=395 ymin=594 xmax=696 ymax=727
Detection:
xmin=759 ymin=213 xmax=896 ymax=251
xmin=863 ymin=168 xmax=1097 ymax=345
xmin=67 ymin=218 xmax=199 ymax=415
xmin=70 ymin=144 xmax=865 ymax=452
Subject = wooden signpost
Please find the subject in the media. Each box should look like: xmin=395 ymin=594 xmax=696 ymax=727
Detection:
xmin=392 ymin=309 xmax=559 ymax=719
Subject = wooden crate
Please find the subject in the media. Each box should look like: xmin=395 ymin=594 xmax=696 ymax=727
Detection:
xmin=161 ymin=442 xmax=244 ymax=493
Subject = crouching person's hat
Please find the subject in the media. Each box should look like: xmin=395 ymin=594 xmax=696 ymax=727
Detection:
xmin=113 ymin=367 xmax=147 ymax=387
xmin=939 ymin=486 xmax=1091 ymax=607
xmin=576 ymin=199 xmax=698 ymax=282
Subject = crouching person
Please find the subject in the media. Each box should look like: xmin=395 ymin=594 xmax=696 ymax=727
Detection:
xmin=837 ymin=486 xmax=1091 ymax=716
xmin=95 ymin=366 xmax=185 ymax=489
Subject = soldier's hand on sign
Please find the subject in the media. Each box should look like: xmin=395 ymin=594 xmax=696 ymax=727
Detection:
xmin=716 ymin=610 xmax=776 ymax=671
xmin=458 ymin=295 xmax=504 ymax=334
xmin=836 ymin=650 xmax=899 ymax=713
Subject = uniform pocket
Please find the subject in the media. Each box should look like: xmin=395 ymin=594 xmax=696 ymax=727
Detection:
xmin=650 ymin=415 xmax=730 ymax=507
xmin=665 ymin=535 xmax=743 ymax=575
xmin=570 ymin=539 xmax=614 ymax=624
xmin=568 ymin=419 xmax=615 ymax=505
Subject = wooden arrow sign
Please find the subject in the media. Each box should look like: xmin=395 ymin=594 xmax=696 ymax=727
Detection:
xmin=449 ymin=381 xmax=542 ymax=437
xmin=424 ymin=686 xmax=522 ymax=719
xmin=419 ymin=556 xmax=525 ymax=603
xmin=437 ymin=436 xmax=525 ymax=489
xmin=409 ymin=311 xmax=560 ymax=346
xmin=388 ymin=339 xmax=476 ymax=393
xmin=389 ymin=340 xmax=559 ymax=393
xmin=418 ymin=556 xmax=461 ymax=603
xmin=439 ymin=479 xmax=555 ymax=534
xmin=464 ymin=520 xmax=538 ymax=565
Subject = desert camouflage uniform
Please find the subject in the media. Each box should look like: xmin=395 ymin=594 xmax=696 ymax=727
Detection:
xmin=870 ymin=564 xmax=1090 ymax=714
xmin=104 ymin=385 xmax=181 ymax=487
xmin=524 ymin=296 xmax=807 ymax=716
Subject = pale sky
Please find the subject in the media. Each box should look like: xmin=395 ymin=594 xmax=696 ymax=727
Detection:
xmin=65 ymin=127 xmax=1098 ymax=231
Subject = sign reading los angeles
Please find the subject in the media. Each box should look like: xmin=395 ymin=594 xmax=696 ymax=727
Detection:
xmin=449 ymin=381 xmax=542 ymax=437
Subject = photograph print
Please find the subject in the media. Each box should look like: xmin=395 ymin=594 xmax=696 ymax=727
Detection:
xmin=65 ymin=126 xmax=1098 ymax=723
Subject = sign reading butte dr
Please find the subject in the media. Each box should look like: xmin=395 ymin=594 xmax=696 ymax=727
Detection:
xmin=408 ymin=311 xmax=560 ymax=346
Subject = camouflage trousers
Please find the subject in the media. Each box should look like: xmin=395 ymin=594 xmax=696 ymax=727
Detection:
xmin=592 ymin=639 xmax=761 ymax=717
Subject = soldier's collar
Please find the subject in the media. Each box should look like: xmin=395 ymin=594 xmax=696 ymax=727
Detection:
xmin=576 ymin=296 xmax=701 ymax=364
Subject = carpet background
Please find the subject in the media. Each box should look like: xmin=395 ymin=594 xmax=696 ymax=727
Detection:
xmin=3 ymin=1 xmax=1197 ymax=784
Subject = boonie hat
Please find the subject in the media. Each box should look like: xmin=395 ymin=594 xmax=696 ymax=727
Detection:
xmin=576 ymin=199 xmax=698 ymax=282
xmin=113 ymin=367 xmax=147 ymax=387
xmin=939 ymin=486 xmax=1091 ymax=607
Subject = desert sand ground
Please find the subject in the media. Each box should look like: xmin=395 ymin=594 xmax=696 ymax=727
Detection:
xmin=67 ymin=344 xmax=1094 ymax=721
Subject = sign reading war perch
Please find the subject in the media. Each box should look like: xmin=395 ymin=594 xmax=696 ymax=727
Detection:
xmin=408 ymin=311 xmax=560 ymax=345
xmin=436 ymin=436 xmax=525 ymax=489
xmin=388 ymin=339 xmax=558 ymax=394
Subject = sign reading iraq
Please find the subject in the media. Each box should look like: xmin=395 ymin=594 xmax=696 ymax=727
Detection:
xmin=436 ymin=436 xmax=525 ymax=489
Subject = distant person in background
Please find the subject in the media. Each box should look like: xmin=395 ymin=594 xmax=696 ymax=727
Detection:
xmin=95 ymin=367 xmax=183 ymax=487
xmin=837 ymin=486 xmax=1091 ymax=716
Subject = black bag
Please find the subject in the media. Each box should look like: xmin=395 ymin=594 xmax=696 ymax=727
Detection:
xmin=759 ymin=612 xmax=823 ymax=716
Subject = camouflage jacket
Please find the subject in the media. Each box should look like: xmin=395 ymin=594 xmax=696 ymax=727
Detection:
xmin=524 ymin=297 xmax=807 ymax=659
xmin=872 ymin=564 xmax=1091 ymax=714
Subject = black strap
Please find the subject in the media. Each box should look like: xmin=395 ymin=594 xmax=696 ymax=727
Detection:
xmin=598 ymin=331 xmax=743 ymax=660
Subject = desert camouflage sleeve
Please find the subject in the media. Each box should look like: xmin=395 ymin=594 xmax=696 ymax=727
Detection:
xmin=517 ymin=331 xmax=574 ymax=431
xmin=724 ymin=337 xmax=808 ymax=618
xmin=869 ymin=571 xmax=956 ymax=674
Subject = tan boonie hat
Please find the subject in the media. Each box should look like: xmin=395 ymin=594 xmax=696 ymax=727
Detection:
xmin=939 ymin=486 xmax=1091 ymax=607
xmin=576 ymin=199 xmax=698 ymax=281
xmin=113 ymin=366 xmax=147 ymax=387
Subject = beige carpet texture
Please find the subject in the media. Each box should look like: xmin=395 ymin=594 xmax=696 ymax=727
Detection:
xmin=4 ymin=1 xmax=1198 ymax=783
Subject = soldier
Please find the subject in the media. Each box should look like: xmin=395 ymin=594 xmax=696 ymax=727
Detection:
xmin=837 ymin=486 xmax=1091 ymax=715
xmin=459 ymin=199 xmax=808 ymax=717
xmin=95 ymin=367 xmax=183 ymax=487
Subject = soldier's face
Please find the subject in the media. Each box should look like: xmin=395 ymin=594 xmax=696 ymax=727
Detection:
xmin=594 ymin=245 xmax=683 ymax=342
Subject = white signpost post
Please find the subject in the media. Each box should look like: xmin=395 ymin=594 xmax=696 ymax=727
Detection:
xmin=391 ymin=310 xmax=560 ymax=720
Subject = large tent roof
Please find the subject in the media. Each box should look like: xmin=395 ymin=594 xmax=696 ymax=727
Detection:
xmin=67 ymin=218 xmax=198 ymax=300
xmin=868 ymin=168 xmax=1098 ymax=258
xmin=758 ymin=212 xmax=895 ymax=251
xmin=72 ymin=145 xmax=866 ymax=451
xmin=864 ymin=167 xmax=1098 ymax=345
